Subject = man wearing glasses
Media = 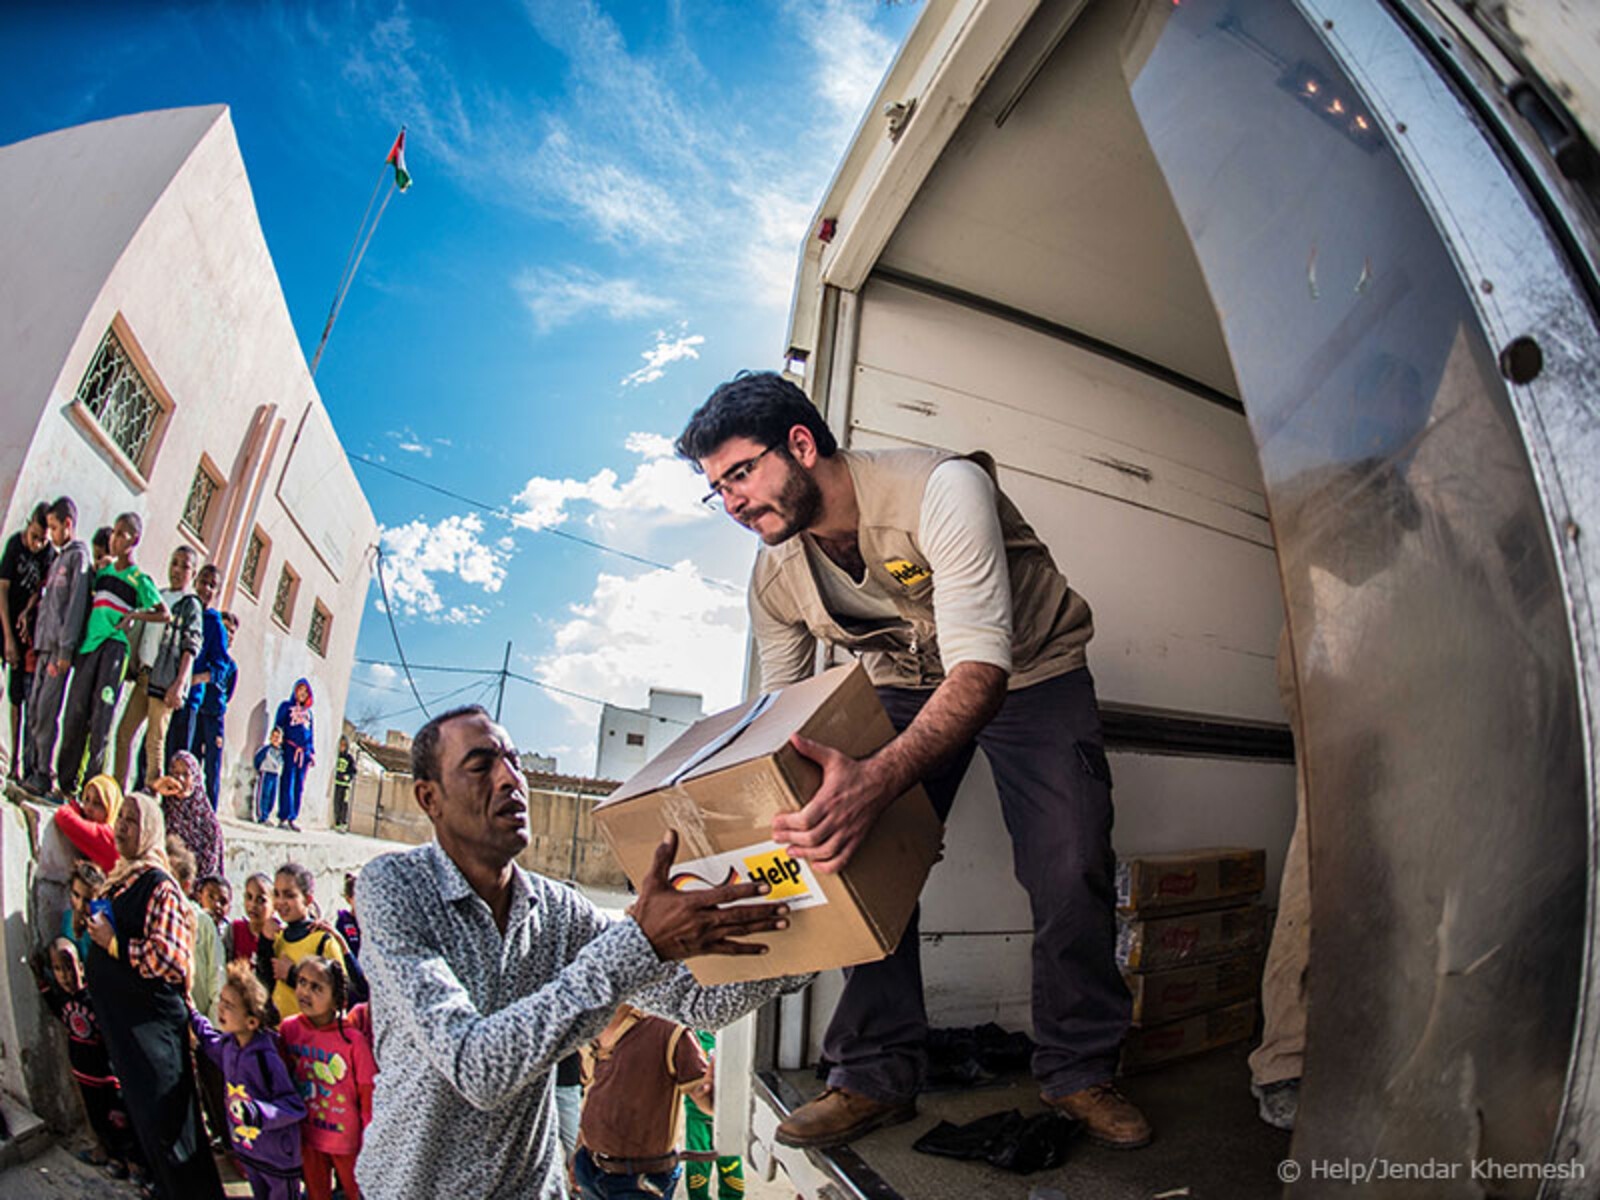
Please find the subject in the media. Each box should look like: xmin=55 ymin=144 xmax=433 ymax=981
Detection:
xmin=675 ymin=371 xmax=1150 ymax=1152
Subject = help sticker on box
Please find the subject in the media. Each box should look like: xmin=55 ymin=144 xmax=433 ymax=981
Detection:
xmin=669 ymin=840 xmax=830 ymax=911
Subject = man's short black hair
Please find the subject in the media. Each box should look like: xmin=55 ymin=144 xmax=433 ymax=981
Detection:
xmin=27 ymin=502 xmax=48 ymax=531
xmin=47 ymin=496 xmax=77 ymax=525
xmin=412 ymin=704 xmax=492 ymax=782
xmin=92 ymin=526 xmax=112 ymax=553
xmin=675 ymin=371 xmax=837 ymax=468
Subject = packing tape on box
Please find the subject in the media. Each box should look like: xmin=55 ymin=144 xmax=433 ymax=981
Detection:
xmin=665 ymin=692 xmax=776 ymax=786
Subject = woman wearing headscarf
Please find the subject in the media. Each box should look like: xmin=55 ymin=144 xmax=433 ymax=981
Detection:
xmin=86 ymin=791 xmax=224 ymax=1199
xmin=154 ymin=750 xmax=223 ymax=881
xmin=52 ymin=773 xmax=123 ymax=873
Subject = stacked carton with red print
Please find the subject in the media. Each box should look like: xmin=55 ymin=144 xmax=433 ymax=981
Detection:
xmin=1114 ymin=847 xmax=1268 ymax=1072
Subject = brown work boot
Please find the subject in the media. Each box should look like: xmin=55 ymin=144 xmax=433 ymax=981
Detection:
xmin=1043 ymin=1082 xmax=1153 ymax=1149
xmin=775 ymin=1086 xmax=917 ymax=1149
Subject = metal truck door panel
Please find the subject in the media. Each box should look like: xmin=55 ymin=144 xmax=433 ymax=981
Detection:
xmin=1121 ymin=0 xmax=1593 ymax=1191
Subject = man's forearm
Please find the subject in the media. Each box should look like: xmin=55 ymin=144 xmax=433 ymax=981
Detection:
xmin=865 ymin=661 xmax=1008 ymax=798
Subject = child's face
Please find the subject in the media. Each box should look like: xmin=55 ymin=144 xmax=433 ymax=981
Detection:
xmin=68 ymin=878 xmax=93 ymax=923
xmin=168 ymin=550 xmax=196 ymax=592
xmin=269 ymin=728 xmax=282 ymax=747
xmin=199 ymin=881 xmax=229 ymax=923
xmin=215 ymin=984 xmax=258 ymax=1038
xmin=52 ymin=948 xmax=81 ymax=994
xmin=244 ymin=878 xmax=269 ymax=924
xmin=45 ymin=514 xmax=71 ymax=548
xmin=110 ymin=520 xmax=138 ymax=560
xmin=79 ymin=788 xmax=109 ymax=824
xmin=273 ymin=875 xmax=310 ymax=923
xmin=293 ymin=961 xmax=337 ymax=1023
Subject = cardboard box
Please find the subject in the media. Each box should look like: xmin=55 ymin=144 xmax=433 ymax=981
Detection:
xmin=595 ymin=664 xmax=943 ymax=985
xmin=1125 ymin=952 xmax=1264 ymax=1024
xmin=1115 ymin=847 xmax=1266 ymax=915
xmin=1121 ymin=999 xmax=1258 ymax=1072
xmin=1117 ymin=903 xmax=1268 ymax=973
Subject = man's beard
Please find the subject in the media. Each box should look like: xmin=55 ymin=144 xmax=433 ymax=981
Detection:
xmin=745 ymin=456 xmax=822 ymax=545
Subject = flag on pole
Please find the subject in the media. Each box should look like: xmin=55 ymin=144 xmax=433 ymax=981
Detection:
xmin=386 ymin=127 xmax=412 ymax=192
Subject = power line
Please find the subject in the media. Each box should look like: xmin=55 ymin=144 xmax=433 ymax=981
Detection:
xmin=374 ymin=548 xmax=433 ymax=721
xmin=362 ymin=676 xmax=487 ymax=725
xmin=354 ymin=656 xmax=692 ymax=725
xmin=346 ymin=451 xmax=743 ymax=593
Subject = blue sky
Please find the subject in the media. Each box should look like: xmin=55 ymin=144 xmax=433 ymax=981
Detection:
xmin=0 ymin=0 xmax=919 ymax=773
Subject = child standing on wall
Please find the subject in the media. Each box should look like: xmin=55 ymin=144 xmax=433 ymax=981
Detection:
xmin=280 ymin=956 xmax=376 ymax=1200
xmin=22 ymin=497 xmax=90 ymax=797
xmin=58 ymin=513 xmax=167 ymax=798
xmin=189 ymin=961 xmax=307 ymax=1199
xmin=253 ymin=729 xmax=285 ymax=824
xmin=272 ymin=679 xmax=314 ymax=832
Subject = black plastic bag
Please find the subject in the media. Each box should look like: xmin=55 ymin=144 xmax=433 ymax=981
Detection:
xmin=913 ymin=1108 xmax=1079 ymax=1174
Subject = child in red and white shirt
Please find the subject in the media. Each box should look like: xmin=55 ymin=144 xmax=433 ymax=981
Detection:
xmin=278 ymin=956 xmax=377 ymax=1200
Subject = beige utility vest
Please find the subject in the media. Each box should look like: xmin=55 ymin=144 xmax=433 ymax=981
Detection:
xmin=750 ymin=448 xmax=1093 ymax=689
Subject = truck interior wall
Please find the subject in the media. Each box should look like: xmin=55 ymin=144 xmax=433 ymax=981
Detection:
xmin=801 ymin=277 xmax=1296 ymax=1056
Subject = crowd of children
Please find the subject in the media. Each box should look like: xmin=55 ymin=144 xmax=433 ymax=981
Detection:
xmin=2 ymin=495 xmax=325 ymax=829
xmin=31 ymin=828 xmax=377 ymax=1198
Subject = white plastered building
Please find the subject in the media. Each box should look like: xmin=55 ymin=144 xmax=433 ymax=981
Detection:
xmin=0 ymin=104 xmax=377 ymax=822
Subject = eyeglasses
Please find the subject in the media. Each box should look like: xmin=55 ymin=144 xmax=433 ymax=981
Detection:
xmin=701 ymin=445 xmax=778 ymax=509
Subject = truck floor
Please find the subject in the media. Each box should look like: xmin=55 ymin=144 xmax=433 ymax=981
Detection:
xmin=770 ymin=1043 xmax=1292 ymax=1199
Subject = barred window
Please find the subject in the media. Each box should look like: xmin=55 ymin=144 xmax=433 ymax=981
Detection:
xmin=74 ymin=324 xmax=169 ymax=472
xmin=181 ymin=460 xmax=222 ymax=542
xmin=273 ymin=563 xmax=300 ymax=627
xmin=240 ymin=528 xmax=269 ymax=598
xmin=308 ymin=600 xmax=331 ymax=657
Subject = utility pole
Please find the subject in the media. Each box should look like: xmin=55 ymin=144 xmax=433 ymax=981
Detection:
xmin=494 ymin=640 xmax=512 ymax=723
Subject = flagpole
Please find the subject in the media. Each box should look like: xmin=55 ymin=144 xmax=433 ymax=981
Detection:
xmin=320 ymin=179 xmax=398 ymax=360
xmin=311 ymin=163 xmax=390 ymax=377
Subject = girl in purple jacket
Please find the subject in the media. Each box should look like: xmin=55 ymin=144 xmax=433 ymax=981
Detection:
xmin=189 ymin=961 xmax=306 ymax=1199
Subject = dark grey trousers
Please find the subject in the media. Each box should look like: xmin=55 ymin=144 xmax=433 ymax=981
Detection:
xmin=25 ymin=663 xmax=70 ymax=788
xmin=823 ymin=667 xmax=1131 ymax=1103
xmin=56 ymin=639 xmax=128 ymax=795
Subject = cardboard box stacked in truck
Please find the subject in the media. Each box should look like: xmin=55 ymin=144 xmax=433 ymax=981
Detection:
xmin=1116 ymin=848 xmax=1269 ymax=1071
xmin=594 ymin=663 xmax=943 ymax=986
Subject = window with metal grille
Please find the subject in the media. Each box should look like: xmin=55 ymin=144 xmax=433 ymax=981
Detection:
xmin=181 ymin=461 xmax=221 ymax=541
xmin=273 ymin=563 xmax=299 ymax=627
xmin=240 ymin=528 xmax=268 ymax=598
xmin=75 ymin=326 xmax=165 ymax=469
xmin=308 ymin=600 xmax=331 ymax=657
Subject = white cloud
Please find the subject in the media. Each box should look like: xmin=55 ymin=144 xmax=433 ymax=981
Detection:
xmin=621 ymin=328 xmax=706 ymax=387
xmin=378 ymin=513 xmax=508 ymax=619
xmin=388 ymin=428 xmax=433 ymax=457
xmin=513 ymin=267 xmax=673 ymax=333
xmin=533 ymin=561 xmax=748 ymax=770
xmin=790 ymin=0 xmax=897 ymax=122
xmin=367 ymin=661 xmax=398 ymax=686
xmin=531 ymin=126 xmax=689 ymax=248
xmin=511 ymin=432 xmax=707 ymax=532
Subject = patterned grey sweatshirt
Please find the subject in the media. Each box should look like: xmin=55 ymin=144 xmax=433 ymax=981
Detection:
xmin=355 ymin=841 xmax=811 ymax=1200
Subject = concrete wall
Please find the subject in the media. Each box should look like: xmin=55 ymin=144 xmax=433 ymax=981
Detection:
xmin=348 ymin=770 xmax=628 ymax=889
xmin=0 ymin=107 xmax=377 ymax=826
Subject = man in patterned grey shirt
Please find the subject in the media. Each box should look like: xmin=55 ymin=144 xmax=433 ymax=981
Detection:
xmin=355 ymin=704 xmax=809 ymax=1199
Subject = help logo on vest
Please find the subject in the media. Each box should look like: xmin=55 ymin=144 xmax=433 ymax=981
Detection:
xmin=882 ymin=558 xmax=931 ymax=587
xmin=668 ymin=840 xmax=829 ymax=912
